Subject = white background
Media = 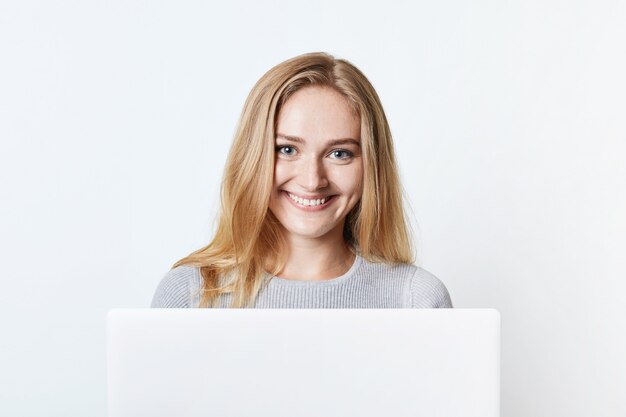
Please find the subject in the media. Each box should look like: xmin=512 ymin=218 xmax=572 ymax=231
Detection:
xmin=1 ymin=1 xmax=624 ymax=416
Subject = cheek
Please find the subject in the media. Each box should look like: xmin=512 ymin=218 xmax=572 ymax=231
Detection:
xmin=345 ymin=164 xmax=364 ymax=194
xmin=273 ymin=160 xmax=289 ymax=188
xmin=355 ymin=164 xmax=364 ymax=190
xmin=329 ymin=165 xmax=363 ymax=196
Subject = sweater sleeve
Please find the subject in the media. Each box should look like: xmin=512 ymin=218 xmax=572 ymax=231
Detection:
xmin=410 ymin=267 xmax=453 ymax=308
xmin=150 ymin=266 xmax=196 ymax=308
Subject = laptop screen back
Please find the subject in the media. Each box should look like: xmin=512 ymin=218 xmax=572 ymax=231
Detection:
xmin=107 ymin=308 xmax=500 ymax=417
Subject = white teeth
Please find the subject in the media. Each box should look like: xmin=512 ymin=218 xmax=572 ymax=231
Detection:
xmin=288 ymin=193 xmax=327 ymax=207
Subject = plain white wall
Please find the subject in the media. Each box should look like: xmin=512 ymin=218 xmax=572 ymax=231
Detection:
xmin=1 ymin=0 xmax=624 ymax=416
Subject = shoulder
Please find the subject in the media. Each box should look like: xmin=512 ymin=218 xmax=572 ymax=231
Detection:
xmin=358 ymin=256 xmax=417 ymax=280
xmin=357 ymin=257 xmax=452 ymax=308
xmin=409 ymin=266 xmax=453 ymax=308
xmin=150 ymin=265 xmax=201 ymax=308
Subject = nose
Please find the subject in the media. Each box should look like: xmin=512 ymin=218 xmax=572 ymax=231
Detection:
xmin=297 ymin=156 xmax=329 ymax=191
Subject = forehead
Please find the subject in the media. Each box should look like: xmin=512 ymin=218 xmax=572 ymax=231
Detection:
xmin=275 ymin=86 xmax=360 ymax=143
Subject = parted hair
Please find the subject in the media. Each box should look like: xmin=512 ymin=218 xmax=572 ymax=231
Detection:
xmin=173 ymin=51 xmax=414 ymax=308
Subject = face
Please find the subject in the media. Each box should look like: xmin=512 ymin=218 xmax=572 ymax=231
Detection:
xmin=268 ymin=85 xmax=363 ymax=243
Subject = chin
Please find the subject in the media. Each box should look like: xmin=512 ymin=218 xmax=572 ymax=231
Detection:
xmin=290 ymin=221 xmax=342 ymax=239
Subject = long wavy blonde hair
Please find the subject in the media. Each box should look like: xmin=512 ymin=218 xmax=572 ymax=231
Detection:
xmin=172 ymin=51 xmax=414 ymax=308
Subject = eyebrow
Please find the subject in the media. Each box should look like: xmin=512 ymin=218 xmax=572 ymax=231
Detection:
xmin=275 ymin=133 xmax=361 ymax=147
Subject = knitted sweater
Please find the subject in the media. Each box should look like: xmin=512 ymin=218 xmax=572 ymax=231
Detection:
xmin=150 ymin=253 xmax=452 ymax=309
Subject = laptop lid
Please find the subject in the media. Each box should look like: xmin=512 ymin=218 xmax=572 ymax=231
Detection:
xmin=107 ymin=308 xmax=500 ymax=417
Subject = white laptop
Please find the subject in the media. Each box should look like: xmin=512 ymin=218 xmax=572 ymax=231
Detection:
xmin=107 ymin=308 xmax=500 ymax=417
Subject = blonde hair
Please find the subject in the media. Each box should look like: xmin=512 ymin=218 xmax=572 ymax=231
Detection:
xmin=173 ymin=51 xmax=414 ymax=308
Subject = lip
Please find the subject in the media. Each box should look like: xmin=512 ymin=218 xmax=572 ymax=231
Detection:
xmin=282 ymin=191 xmax=336 ymax=212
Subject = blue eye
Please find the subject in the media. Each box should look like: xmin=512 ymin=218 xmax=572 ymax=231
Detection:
xmin=276 ymin=146 xmax=296 ymax=156
xmin=330 ymin=150 xmax=353 ymax=160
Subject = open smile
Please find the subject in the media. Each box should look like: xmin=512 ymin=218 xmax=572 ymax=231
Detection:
xmin=282 ymin=191 xmax=337 ymax=211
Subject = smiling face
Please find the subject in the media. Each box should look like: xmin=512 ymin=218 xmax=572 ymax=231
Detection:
xmin=268 ymin=85 xmax=363 ymax=244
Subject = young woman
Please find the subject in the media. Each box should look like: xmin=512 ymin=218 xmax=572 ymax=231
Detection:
xmin=151 ymin=52 xmax=452 ymax=309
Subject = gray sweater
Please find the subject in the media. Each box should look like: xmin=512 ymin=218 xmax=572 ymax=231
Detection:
xmin=151 ymin=253 xmax=452 ymax=308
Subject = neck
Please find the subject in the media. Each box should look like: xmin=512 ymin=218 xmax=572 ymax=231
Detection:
xmin=275 ymin=230 xmax=356 ymax=281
